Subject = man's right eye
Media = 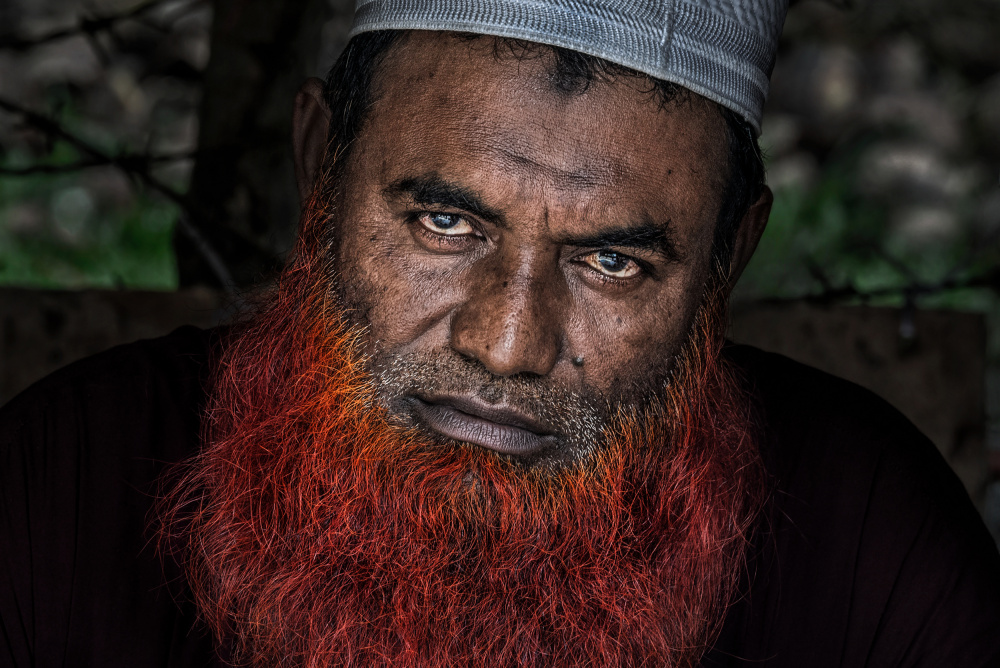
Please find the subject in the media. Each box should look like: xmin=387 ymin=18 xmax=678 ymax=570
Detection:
xmin=418 ymin=212 xmax=475 ymax=237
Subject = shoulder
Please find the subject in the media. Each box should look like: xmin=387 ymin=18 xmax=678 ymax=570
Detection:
xmin=3 ymin=323 xmax=215 ymax=412
xmin=726 ymin=342 xmax=959 ymax=501
xmin=726 ymin=342 xmax=990 ymax=556
xmin=1 ymin=324 xmax=215 ymax=453
xmin=723 ymin=344 xmax=1000 ymax=667
xmin=0 ymin=323 xmax=216 ymax=518
xmin=0 ymin=326 xmax=218 ymax=666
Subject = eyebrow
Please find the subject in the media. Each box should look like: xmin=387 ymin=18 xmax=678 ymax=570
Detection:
xmin=558 ymin=220 xmax=683 ymax=263
xmin=383 ymin=174 xmax=506 ymax=227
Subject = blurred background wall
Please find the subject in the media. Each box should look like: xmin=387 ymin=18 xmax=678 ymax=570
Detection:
xmin=0 ymin=0 xmax=998 ymax=537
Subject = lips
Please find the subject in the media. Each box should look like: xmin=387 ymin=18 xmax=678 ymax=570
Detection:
xmin=407 ymin=394 xmax=557 ymax=457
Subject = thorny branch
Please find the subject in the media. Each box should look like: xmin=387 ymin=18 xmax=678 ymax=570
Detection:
xmin=0 ymin=0 xmax=208 ymax=51
xmin=0 ymin=152 xmax=195 ymax=175
xmin=0 ymin=0 xmax=987 ymax=302
xmin=755 ymin=266 xmax=1000 ymax=306
xmin=0 ymin=96 xmax=233 ymax=288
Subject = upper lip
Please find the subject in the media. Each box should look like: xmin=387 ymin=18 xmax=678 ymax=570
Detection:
xmin=414 ymin=393 xmax=553 ymax=436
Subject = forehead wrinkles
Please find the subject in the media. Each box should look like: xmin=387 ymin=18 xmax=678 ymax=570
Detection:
xmin=452 ymin=93 xmax=658 ymax=195
xmin=361 ymin=32 xmax=729 ymax=231
xmin=368 ymin=39 xmax=673 ymax=176
xmin=366 ymin=95 xmax=663 ymax=220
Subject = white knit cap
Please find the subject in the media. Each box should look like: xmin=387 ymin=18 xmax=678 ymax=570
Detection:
xmin=350 ymin=0 xmax=789 ymax=135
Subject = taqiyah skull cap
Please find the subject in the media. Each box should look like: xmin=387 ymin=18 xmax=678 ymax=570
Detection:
xmin=349 ymin=0 xmax=789 ymax=135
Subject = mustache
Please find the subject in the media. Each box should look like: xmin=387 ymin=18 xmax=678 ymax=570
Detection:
xmin=156 ymin=189 xmax=766 ymax=667
xmin=371 ymin=347 xmax=607 ymax=448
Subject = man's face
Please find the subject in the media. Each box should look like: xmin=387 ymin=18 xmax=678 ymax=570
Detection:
xmin=171 ymin=38 xmax=769 ymax=663
xmin=327 ymin=33 xmax=731 ymax=466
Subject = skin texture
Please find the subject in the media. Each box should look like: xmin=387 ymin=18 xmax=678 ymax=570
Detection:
xmin=160 ymin=33 xmax=772 ymax=665
xmin=162 ymin=202 xmax=769 ymax=667
xmin=292 ymin=32 xmax=772 ymax=460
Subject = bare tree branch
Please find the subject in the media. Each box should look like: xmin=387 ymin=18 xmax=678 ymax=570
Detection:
xmin=0 ymin=0 xmax=206 ymax=51
xmin=754 ymin=267 xmax=1000 ymax=307
xmin=0 ymin=96 xmax=233 ymax=288
xmin=0 ymin=160 xmax=105 ymax=174
xmin=0 ymin=152 xmax=195 ymax=175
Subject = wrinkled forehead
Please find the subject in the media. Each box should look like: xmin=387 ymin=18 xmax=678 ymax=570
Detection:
xmin=354 ymin=32 xmax=730 ymax=209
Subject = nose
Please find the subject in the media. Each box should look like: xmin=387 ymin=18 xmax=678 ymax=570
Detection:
xmin=450 ymin=250 xmax=565 ymax=378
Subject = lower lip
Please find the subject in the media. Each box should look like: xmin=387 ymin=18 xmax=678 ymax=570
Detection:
xmin=409 ymin=399 xmax=556 ymax=457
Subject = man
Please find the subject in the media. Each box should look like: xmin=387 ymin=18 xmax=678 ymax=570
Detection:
xmin=2 ymin=1 xmax=999 ymax=667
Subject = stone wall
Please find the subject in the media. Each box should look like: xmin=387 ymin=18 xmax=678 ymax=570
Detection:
xmin=730 ymin=302 xmax=988 ymax=505
xmin=0 ymin=287 xmax=225 ymax=404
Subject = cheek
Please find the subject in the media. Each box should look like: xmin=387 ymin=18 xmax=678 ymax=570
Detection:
xmin=334 ymin=207 xmax=468 ymax=352
xmin=567 ymin=267 xmax=709 ymax=396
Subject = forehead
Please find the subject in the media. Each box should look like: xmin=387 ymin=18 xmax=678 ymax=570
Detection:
xmin=351 ymin=32 xmax=729 ymax=225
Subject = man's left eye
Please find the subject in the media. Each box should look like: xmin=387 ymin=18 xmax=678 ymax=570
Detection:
xmin=417 ymin=212 xmax=475 ymax=236
xmin=583 ymin=250 xmax=641 ymax=279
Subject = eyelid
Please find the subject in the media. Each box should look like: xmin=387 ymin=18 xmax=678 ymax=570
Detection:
xmin=414 ymin=210 xmax=480 ymax=236
xmin=574 ymin=246 xmax=660 ymax=285
xmin=578 ymin=249 xmax=646 ymax=281
xmin=575 ymin=245 xmax=652 ymax=266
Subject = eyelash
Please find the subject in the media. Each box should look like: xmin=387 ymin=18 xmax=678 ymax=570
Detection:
xmin=578 ymin=252 xmax=650 ymax=284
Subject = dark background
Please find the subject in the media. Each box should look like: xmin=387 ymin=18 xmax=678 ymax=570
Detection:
xmin=0 ymin=0 xmax=998 ymax=537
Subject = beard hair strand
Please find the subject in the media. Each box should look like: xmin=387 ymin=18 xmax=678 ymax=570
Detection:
xmin=158 ymin=194 xmax=768 ymax=668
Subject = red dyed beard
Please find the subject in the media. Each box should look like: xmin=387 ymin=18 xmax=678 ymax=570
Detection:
xmin=160 ymin=198 xmax=768 ymax=668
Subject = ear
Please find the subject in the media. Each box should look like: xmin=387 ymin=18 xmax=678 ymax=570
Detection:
xmin=293 ymin=77 xmax=332 ymax=203
xmin=726 ymin=185 xmax=773 ymax=287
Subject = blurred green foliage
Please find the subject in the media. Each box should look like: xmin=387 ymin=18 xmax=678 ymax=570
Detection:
xmin=0 ymin=101 xmax=180 ymax=290
xmin=735 ymin=151 xmax=1000 ymax=359
xmin=0 ymin=193 xmax=178 ymax=290
xmin=0 ymin=175 xmax=179 ymax=290
xmin=736 ymin=156 xmax=998 ymax=313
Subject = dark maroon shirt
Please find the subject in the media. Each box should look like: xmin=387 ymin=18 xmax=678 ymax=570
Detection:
xmin=2 ymin=327 xmax=999 ymax=667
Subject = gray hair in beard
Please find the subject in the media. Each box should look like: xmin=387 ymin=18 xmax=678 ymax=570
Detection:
xmin=369 ymin=348 xmax=610 ymax=468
